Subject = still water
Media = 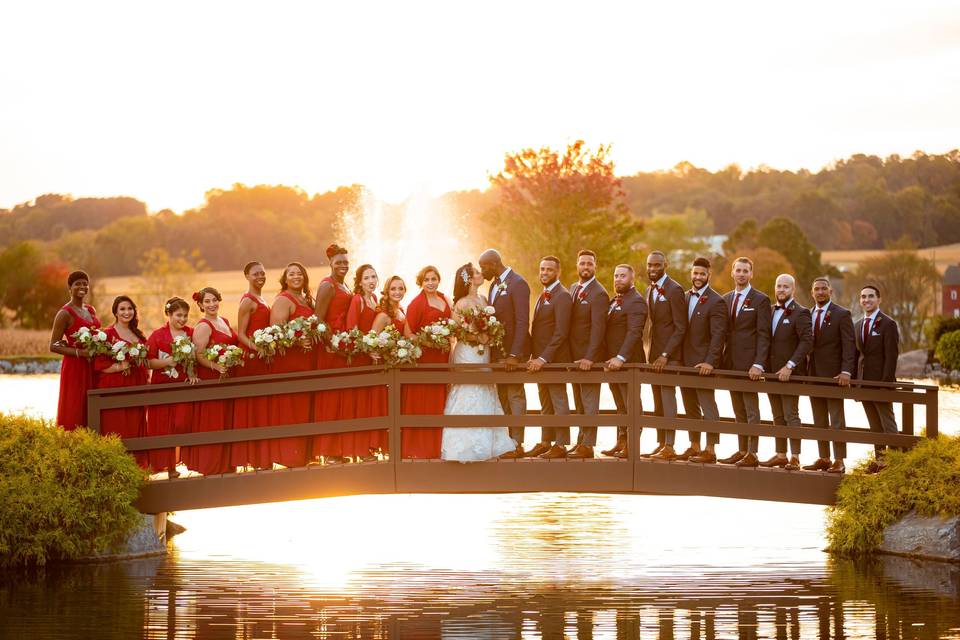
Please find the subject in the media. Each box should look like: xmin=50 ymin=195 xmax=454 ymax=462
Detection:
xmin=1 ymin=375 xmax=958 ymax=639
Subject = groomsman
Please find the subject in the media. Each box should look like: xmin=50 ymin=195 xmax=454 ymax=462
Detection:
xmin=803 ymin=277 xmax=856 ymax=474
xmin=526 ymin=256 xmax=574 ymax=458
xmin=718 ymin=256 xmax=771 ymax=468
xmin=677 ymin=257 xmax=727 ymax=464
xmin=760 ymin=274 xmax=813 ymax=471
xmin=642 ymin=251 xmax=688 ymax=460
xmin=855 ymin=284 xmax=900 ymax=473
xmin=479 ymin=248 xmax=531 ymax=458
xmin=601 ymin=264 xmax=648 ymax=458
xmin=567 ymin=249 xmax=610 ymax=459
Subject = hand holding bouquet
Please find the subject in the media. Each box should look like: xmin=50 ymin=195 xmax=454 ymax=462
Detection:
xmin=70 ymin=326 xmax=112 ymax=358
xmin=415 ymin=318 xmax=456 ymax=353
xmin=455 ymin=305 xmax=504 ymax=355
xmin=205 ymin=343 xmax=245 ymax=378
xmin=160 ymin=334 xmax=196 ymax=379
xmin=380 ymin=326 xmax=422 ymax=367
xmin=252 ymin=324 xmax=286 ymax=362
xmin=111 ymin=340 xmax=149 ymax=376
xmin=329 ymin=327 xmax=364 ymax=363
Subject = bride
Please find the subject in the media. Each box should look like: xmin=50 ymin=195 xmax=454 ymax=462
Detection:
xmin=440 ymin=263 xmax=517 ymax=462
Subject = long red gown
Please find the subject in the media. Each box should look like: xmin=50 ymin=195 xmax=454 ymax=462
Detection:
xmin=401 ymin=290 xmax=451 ymax=459
xmin=269 ymin=291 xmax=312 ymax=468
xmin=313 ymin=277 xmax=353 ymax=458
xmin=343 ymin=294 xmax=388 ymax=458
xmin=56 ymin=303 xmax=100 ymax=431
xmin=145 ymin=324 xmax=194 ymax=473
xmin=95 ymin=325 xmax=148 ymax=468
xmin=232 ymin=293 xmax=273 ymax=469
xmin=183 ymin=318 xmax=237 ymax=476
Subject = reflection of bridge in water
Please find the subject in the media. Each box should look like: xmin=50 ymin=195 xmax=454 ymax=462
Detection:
xmin=85 ymin=365 xmax=939 ymax=513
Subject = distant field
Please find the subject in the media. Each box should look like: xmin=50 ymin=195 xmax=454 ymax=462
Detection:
xmin=0 ymin=329 xmax=51 ymax=357
xmin=822 ymin=242 xmax=960 ymax=274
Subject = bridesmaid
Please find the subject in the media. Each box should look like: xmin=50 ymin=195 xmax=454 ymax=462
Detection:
xmin=49 ymin=270 xmax=100 ymax=430
xmin=184 ymin=287 xmax=238 ymax=476
xmin=402 ymin=266 xmax=451 ymax=459
xmin=146 ymin=297 xmax=199 ymax=477
xmin=268 ymin=262 xmax=314 ymax=468
xmin=94 ymin=295 xmax=149 ymax=468
xmin=344 ymin=264 xmax=385 ymax=462
xmin=369 ymin=275 xmax=408 ymax=458
xmin=232 ymin=261 xmax=273 ymax=470
xmin=313 ymin=244 xmax=353 ymax=464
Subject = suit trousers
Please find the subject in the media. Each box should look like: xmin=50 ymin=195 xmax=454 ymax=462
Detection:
xmin=610 ymin=382 xmax=643 ymax=443
xmin=679 ymin=387 xmax=720 ymax=447
xmin=810 ymin=397 xmax=847 ymax=459
xmin=537 ymin=383 xmax=570 ymax=445
xmin=497 ymin=383 xmax=527 ymax=444
xmin=863 ymin=400 xmax=898 ymax=455
xmin=768 ymin=393 xmax=801 ymax=455
xmin=572 ymin=383 xmax=601 ymax=446
xmin=651 ymin=384 xmax=678 ymax=447
xmin=730 ymin=391 xmax=761 ymax=453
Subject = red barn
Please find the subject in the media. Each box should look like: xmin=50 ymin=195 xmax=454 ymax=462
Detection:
xmin=945 ymin=265 xmax=960 ymax=318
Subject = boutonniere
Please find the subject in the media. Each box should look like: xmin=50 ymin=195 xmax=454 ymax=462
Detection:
xmin=784 ymin=306 xmax=793 ymax=317
xmin=497 ymin=283 xmax=508 ymax=295
xmin=698 ymin=294 xmax=708 ymax=306
xmin=577 ymin=289 xmax=587 ymax=302
xmin=824 ymin=311 xmax=832 ymax=324
xmin=742 ymin=298 xmax=752 ymax=310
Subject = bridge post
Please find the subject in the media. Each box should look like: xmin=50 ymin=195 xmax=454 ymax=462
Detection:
xmin=86 ymin=392 xmax=101 ymax=434
xmin=627 ymin=366 xmax=642 ymax=462
xmin=925 ymin=386 xmax=938 ymax=439
xmin=389 ymin=368 xmax=401 ymax=487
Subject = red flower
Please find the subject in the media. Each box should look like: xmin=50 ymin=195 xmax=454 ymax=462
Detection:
xmin=698 ymin=294 xmax=708 ymax=305
xmin=543 ymin=291 xmax=552 ymax=302
xmin=577 ymin=289 xmax=587 ymax=302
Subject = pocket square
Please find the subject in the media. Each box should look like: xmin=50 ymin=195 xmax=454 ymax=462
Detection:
xmin=783 ymin=319 xmax=791 ymax=324
xmin=579 ymin=300 xmax=588 ymax=305
xmin=871 ymin=331 xmax=880 ymax=336
xmin=742 ymin=307 xmax=756 ymax=312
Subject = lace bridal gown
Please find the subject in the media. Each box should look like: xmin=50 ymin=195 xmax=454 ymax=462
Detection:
xmin=440 ymin=340 xmax=517 ymax=462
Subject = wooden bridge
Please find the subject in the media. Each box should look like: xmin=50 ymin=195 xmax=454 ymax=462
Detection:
xmin=85 ymin=364 xmax=939 ymax=514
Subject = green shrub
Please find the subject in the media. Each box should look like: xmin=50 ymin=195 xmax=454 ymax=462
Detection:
xmin=928 ymin=316 xmax=960 ymax=348
xmin=935 ymin=329 xmax=960 ymax=371
xmin=0 ymin=413 xmax=145 ymax=566
xmin=826 ymin=435 xmax=960 ymax=555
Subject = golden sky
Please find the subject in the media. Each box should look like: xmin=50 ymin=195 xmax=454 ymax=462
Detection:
xmin=1 ymin=1 xmax=958 ymax=210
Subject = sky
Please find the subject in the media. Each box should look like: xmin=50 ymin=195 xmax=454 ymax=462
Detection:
xmin=1 ymin=1 xmax=958 ymax=212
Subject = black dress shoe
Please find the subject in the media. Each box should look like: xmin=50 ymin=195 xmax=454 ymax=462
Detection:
xmin=718 ymin=451 xmax=746 ymax=465
xmin=802 ymin=458 xmax=831 ymax=471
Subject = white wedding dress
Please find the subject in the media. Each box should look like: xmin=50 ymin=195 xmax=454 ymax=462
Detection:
xmin=440 ymin=341 xmax=517 ymax=462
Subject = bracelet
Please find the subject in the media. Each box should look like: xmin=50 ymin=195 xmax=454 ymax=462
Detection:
xmin=75 ymin=348 xmax=80 ymax=358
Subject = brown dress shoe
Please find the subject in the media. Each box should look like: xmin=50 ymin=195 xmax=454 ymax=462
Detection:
xmin=651 ymin=444 xmax=677 ymax=461
xmin=614 ymin=448 xmax=629 ymax=459
xmin=675 ymin=447 xmax=699 ymax=461
xmin=759 ymin=454 xmax=788 ymax=468
xmin=568 ymin=444 xmax=595 ymax=459
xmin=735 ymin=452 xmax=759 ymax=467
xmin=718 ymin=451 xmax=746 ymax=465
xmin=641 ymin=443 xmax=664 ymax=458
xmin=689 ymin=450 xmax=717 ymax=464
xmin=784 ymin=456 xmax=801 ymax=471
xmin=539 ymin=444 xmax=568 ymax=459
xmin=525 ymin=442 xmax=551 ymax=458
xmin=802 ymin=457 xmax=831 ymax=471
xmin=499 ymin=444 xmax=525 ymax=459
xmin=827 ymin=460 xmax=845 ymax=474
xmin=601 ymin=436 xmax=626 ymax=457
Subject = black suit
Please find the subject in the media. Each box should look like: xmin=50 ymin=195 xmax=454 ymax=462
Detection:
xmin=680 ymin=286 xmax=727 ymax=448
xmin=807 ymin=301 xmax=856 ymax=459
xmin=530 ymin=281 xmax=573 ymax=445
xmin=722 ymin=287 xmax=772 ymax=453
xmin=855 ymin=310 xmax=900 ymax=454
xmin=604 ymin=287 xmax=648 ymax=440
xmin=767 ymin=299 xmax=813 ymax=456
xmin=488 ymin=268 xmax=531 ymax=443
xmin=568 ymin=278 xmax=609 ymax=447
xmin=646 ymin=275 xmax=688 ymax=447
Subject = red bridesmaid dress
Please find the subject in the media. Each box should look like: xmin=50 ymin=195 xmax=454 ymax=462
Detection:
xmin=313 ymin=277 xmax=353 ymax=458
xmin=145 ymin=324 xmax=194 ymax=473
xmin=232 ymin=294 xmax=273 ymax=469
xmin=56 ymin=303 xmax=100 ymax=430
xmin=95 ymin=326 xmax=149 ymax=468
xmin=268 ymin=291 xmax=313 ymax=468
xmin=343 ymin=294 xmax=388 ymax=459
xmin=183 ymin=318 xmax=237 ymax=476
xmin=401 ymin=291 xmax=451 ymax=459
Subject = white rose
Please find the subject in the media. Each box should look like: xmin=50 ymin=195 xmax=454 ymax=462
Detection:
xmin=218 ymin=355 xmax=227 ymax=363
xmin=484 ymin=305 xmax=496 ymax=314
xmin=112 ymin=341 xmax=126 ymax=352
xmin=129 ymin=348 xmax=140 ymax=357
xmin=116 ymin=353 xmax=126 ymax=361
xmin=78 ymin=326 xmax=90 ymax=334
xmin=317 ymin=323 xmax=327 ymax=333
xmin=264 ymin=335 xmax=274 ymax=343
xmin=96 ymin=331 xmax=107 ymax=341
xmin=397 ymin=348 xmax=408 ymax=358
xmin=180 ymin=345 xmax=192 ymax=354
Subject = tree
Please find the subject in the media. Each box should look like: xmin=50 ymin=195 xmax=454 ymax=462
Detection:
xmin=0 ymin=241 xmax=68 ymax=329
xmin=711 ymin=247 xmax=795 ymax=299
xmin=845 ymin=238 xmax=940 ymax=350
xmin=134 ymin=248 xmax=206 ymax=327
xmin=756 ymin=217 xmax=824 ymax=295
xmin=637 ymin=208 xmax=712 ymax=265
xmin=482 ymin=141 xmax=642 ymax=290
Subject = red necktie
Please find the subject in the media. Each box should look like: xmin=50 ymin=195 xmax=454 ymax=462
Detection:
xmin=862 ymin=317 xmax=871 ymax=344
xmin=814 ymin=308 xmax=823 ymax=341
xmin=731 ymin=292 xmax=741 ymax=321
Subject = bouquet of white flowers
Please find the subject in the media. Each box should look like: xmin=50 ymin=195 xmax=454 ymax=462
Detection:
xmin=455 ymin=305 xmax=504 ymax=355
xmin=415 ymin=318 xmax=456 ymax=353
xmin=329 ymin=327 xmax=364 ymax=363
xmin=111 ymin=340 xmax=149 ymax=376
xmin=160 ymin=334 xmax=196 ymax=379
xmin=379 ymin=326 xmax=422 ymax=367
xmin=205 ymin=343 xmax=245 ymax=378
xmin=70 ymin=326 xmax=112 ymax=358
xmin=283 ymin=315 xmax=328 ymax=352
xmin=252 ymin=324 xmax=286 ymax=362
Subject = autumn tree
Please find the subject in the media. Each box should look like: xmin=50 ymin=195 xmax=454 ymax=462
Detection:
xmin=134 ymin=248 xmax=207 ymax=327
xmin=711 ymin=247 xmax=795 ymax=299
xmin=482 ymin=141 xmax=642 ymax=290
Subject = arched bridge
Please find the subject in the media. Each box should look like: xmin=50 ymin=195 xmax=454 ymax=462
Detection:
xmin=85 ymin=365 xmax=939 ymax=513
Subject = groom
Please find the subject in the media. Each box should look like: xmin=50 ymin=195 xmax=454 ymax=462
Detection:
xmin=479 ymin=249 xmax=531 ymax=458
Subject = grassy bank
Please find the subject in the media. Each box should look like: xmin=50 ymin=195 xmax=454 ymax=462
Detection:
xmin=826 ymin=435 xmax=960 ymax=555
xmin=0 ymin=329 xmax=52 ymax=358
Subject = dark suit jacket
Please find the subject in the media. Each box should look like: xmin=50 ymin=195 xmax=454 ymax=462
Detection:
xmin=488 ymin=268 xmax=531 ymax=361
xmin=722 ymin=287 xmax=772 ymax=372
xmin=807 ymin=302 xmax=857 ymax=378
xmin=646 ymin=276 xmax=687 ymax=362
xmin=768 ymin=300 xmax=813 ymax=375
xmin=530 ymin=284 xmax=573 ymax=364
xmin=682 ymin=286 xmax=727 ymax=367
xmin=604 ymin=286 xmax=647 ymax=363
xmin=855 ymin=311 xmax=899 ymax=382
xmin=568 ymin=279 xmax=609 ymax=362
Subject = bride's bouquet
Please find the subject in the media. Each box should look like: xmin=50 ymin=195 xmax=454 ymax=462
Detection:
xmin=110 ymin=339 xmax=149 ymax=376
xmin=415 ymin=318 xmax=456 ymax=353
xmin=454 ymin=305 xmax=504 ymax=355
xmin=160 ymin=334 xmax=196 ymax=379
xmin=70 ymin=326 xmax=112 ymax=358
xmin=329 ymin=327 xmax=364 ymax=363
xmin=360 ymin=325 xmax=422 ymax=368
xmin=205 ymin=343 xmax=245 ymax=378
